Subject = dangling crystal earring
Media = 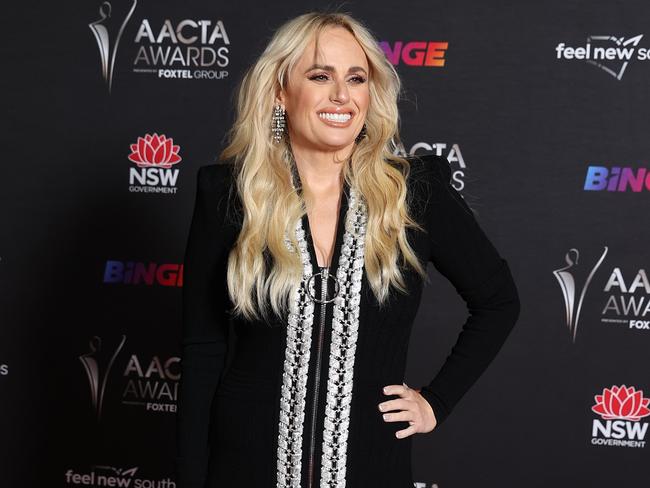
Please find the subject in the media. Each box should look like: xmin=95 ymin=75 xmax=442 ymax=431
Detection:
xmin=272 ymin=104 xmax=286 ymax=144
xmin=355 ymin=123 xmax=367 ymax=143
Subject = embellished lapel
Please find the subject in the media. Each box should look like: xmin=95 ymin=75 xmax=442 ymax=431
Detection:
xmin=318 ymin=183 xmax=367 ymax=486
xmin=277 ymin=162 xmax=367 ymax=488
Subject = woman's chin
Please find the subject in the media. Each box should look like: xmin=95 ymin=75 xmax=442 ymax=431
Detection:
xmin=313 ymin=134 xmax=356 ymax=149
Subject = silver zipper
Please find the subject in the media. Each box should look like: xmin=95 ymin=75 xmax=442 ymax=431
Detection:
xmin=307 ymin=265 xmax=328 ymax=488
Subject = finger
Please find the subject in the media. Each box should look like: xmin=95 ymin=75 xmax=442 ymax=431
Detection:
xmin=383 ymin=384 xmax=409 ymax=397
xmin=395 ymin=424 xmax=418 ymax=439
xmin=378 ymin=398 xmax=411 ymax=413
xmin=382 ymin=409 xmax=415 ymax=423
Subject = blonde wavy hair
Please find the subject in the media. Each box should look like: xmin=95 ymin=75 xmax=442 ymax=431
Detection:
xmin=219 ymin=11 xmax=428 ymax=322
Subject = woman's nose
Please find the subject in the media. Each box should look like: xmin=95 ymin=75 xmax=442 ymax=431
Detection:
xmin=330 ymin=79 xmax=350 ymax=103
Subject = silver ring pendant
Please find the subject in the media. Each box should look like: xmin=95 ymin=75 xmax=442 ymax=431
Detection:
xmin=306 ymin=269 xmax=340 ymax=304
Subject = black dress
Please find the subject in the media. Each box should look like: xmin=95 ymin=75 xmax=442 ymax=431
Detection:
xmin=176 ymin=153 xmax=520 ymax=488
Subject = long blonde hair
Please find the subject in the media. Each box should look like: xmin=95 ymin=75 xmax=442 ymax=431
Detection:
xmin=219 ymin=11 xmax=427 ymax=322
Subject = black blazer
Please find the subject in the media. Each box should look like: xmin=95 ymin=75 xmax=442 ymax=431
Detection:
xmin=176 ymin=153 xmax=520 ymax=487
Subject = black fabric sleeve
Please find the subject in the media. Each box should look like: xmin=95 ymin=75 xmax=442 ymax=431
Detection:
xmin=414 ymin=154 xmax=521 ymax=426
xmin=176 ymin=164 xmax=236 ymax=488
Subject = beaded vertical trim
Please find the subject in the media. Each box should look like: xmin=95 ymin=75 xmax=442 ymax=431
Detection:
xmin=276 ymin=217 xmax=315 ymax=487
xmin=276 ymin=157 xmax=367 ymax=487
xmin=319 ymin=188 xmax=367 ymax=487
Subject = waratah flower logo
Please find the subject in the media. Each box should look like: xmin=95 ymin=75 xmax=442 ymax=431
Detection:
xmin=128 ymin=133 xmax=182 ymax=168
xmin=591 ymin=385 xmax=650 ymax=421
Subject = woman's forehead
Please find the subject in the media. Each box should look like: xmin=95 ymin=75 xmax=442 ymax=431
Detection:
xmin=296 ymin=28 xmax=368 ymax=71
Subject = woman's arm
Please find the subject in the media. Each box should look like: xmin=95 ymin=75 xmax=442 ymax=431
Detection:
xmin=414 ymin=154 xmax=521 ymax=426
xmin=176 ymin=164 xmax=237 ymax=488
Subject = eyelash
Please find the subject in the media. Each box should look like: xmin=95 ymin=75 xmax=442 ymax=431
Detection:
xmin=309 ymin=73 xmax=367 ymax=84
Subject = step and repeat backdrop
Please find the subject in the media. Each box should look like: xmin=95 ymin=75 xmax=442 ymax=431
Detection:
xmin=2 ymin=1 xmax=649 ymax=487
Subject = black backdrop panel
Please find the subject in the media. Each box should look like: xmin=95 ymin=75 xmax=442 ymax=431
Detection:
xmin=3 ymin=1 xmax=649 ymax=487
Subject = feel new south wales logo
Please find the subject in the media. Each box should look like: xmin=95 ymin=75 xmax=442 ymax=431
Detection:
xmin=555 ymin=34 xmax=650 ymax=80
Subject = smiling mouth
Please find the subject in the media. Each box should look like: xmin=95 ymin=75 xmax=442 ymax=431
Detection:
xmin=317 ymin=112 xmax=353 ymax=122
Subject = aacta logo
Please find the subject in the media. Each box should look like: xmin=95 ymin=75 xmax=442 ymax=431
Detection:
xmin=591 ymin=385 xmax=650 ymax=448
xmin=88 ymin=1 xmax=138 ymax=94
xmin=379 ymin=41 xmax=448 ymax=66
xmin=552 ymin=247 xmax=608 ymax=343
xmin=80 ymin=336 xmax=181 ymax=420
xmin=602 ymin=266 xmax=650 ymax=331
xmin=133 ymin=18 xmax=230 ymax=80
xmin=80 ymin=335 xmax=126 ymax=421
xmin=123 ymin=354 xmax=180 ymax=413
xmin=128 ymin=133 xmax=181 ymax=194
xmin=555 ymin=35 xmax=648 ymax=80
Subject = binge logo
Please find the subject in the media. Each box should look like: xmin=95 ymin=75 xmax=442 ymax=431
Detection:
xmin=584 ymin=166 xmax=650 ymax=192
xmin=128 ymin=133 xmax=181 ymax=194
xmin=591 ymin=385 xmax=650 ymax=448
xmin=555 ymin=34 xmax=647 ymax=80
xmin=379 ymin=41 xmax=448 ymax=66
xmin=103 ymin=260 xmax=184 ymax=286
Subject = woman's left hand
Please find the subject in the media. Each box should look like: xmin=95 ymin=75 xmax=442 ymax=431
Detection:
xmin=378 ymin=382 xmax=438 ymax=438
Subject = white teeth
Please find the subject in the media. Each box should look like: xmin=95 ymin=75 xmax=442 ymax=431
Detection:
xmin=318 ymin=112 xmax=351 ymax=122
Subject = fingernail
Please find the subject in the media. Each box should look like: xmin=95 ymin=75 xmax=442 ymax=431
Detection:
xmin=383 ymin=414 xmax=390 ymax=420
xmin=395 ymin=431 xmax=401 ymax=438
xmin=383 ymin=387 xmax=388 ymax=393
xmin=378 ymin=404 xmax=384 ymax=411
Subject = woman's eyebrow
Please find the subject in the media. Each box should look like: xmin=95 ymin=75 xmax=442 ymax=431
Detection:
xmin=304 ymin=64 xmax=368 ymax=75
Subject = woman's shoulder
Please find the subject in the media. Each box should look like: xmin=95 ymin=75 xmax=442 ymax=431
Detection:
xmin=194 ymin=161 xmax=241 ymax=227
xmin=197 ymin=160 xmax=237 ymax=187
xmin=402 ymin=152 xmax=476 ymax=225
xmin=401 ymin=152 xmax=454 ymax=213
xmin=404 ymin=152 xmax=452 ymax=189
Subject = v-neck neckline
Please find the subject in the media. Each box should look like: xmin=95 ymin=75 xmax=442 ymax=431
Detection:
xmin=300 ymin=179 xmax=350 ymax=278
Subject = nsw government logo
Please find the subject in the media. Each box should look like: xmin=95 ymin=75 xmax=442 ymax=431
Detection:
xmin=591 ymin=385 xmax=650 ymax=448
xmin=128 ymin=133 xmax=181 ymax=194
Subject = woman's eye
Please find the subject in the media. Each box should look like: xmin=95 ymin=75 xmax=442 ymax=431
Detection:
xmin=309 ymin=74 xmax=367 ymax=83
xmin=310 ymin=73 xmax=329 ymax=81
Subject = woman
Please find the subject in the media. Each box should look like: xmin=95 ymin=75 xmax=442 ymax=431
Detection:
xmin=176 ymin=11 xmax=520 ymax=488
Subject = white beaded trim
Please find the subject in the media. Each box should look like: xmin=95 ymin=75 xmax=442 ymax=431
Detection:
xmin=276 ymin=219 xmax=315 ymax=487
xmin=276 ymin=184 xmax=367 ymax=488
xmin=319 ymin=188 xmax=367 ymax=487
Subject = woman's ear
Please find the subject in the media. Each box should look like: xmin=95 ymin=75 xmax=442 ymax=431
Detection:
xmin=275 ymin=87 xmax=287 ymax=110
